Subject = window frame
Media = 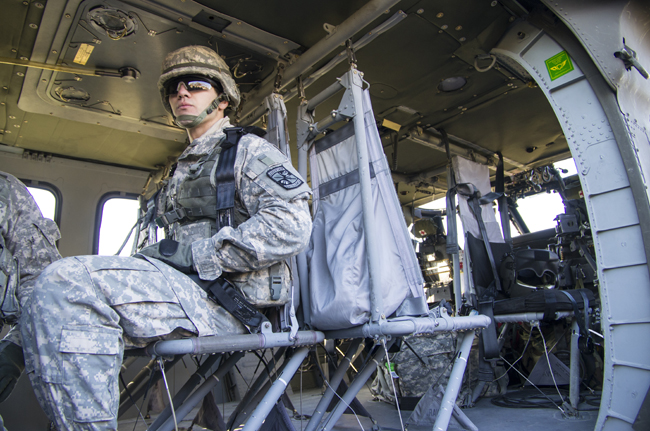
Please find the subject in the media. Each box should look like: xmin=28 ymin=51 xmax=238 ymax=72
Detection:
xmin=93 ymin=191 xmax=140 ymax=255
xmin=20 ymin=179 xmax=63 ymax=226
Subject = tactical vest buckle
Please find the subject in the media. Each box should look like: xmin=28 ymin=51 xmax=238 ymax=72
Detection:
xmin=156 ymin=207 xmax=188 ymax=227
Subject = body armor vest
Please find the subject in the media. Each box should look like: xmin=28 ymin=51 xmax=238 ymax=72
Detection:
xmin=157 ymin=128 xmax=290 ymax=308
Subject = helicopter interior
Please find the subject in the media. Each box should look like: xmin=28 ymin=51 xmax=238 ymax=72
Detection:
xmin=1 ymin=1 xmax=649 ymax=431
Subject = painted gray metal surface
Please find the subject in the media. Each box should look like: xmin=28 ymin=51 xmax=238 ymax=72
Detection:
xmin=492 ymin=16 xmax=650 ymax=431
xmin=242 ymin=347 xmax=310 ymax=431
xmin=304 ymin=339 xmax=364 ymax=431
xmin=433 ymin=331 xmax=476 ymax=431
xmin=156 ymin=352 xmax=245 ymax=431
xmin=145 ymin=330 xmax=325 ymax=356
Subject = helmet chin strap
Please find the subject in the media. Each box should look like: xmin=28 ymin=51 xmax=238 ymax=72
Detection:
xmin=174 ymin=94 xmax=228 ymax=129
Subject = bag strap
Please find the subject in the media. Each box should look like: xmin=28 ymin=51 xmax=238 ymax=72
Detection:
xmin=189 ymin=274 xmax=267 ymax=332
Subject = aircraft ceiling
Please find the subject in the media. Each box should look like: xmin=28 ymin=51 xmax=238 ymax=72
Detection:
xmin=1 ymin=0 xmax=570 ymax=206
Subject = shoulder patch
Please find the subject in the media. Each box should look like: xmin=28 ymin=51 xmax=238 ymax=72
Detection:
xmin=266 ymin=165 xmax=304 ymax=190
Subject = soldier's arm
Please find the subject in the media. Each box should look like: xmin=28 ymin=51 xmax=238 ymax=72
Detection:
xmin=0 ymin=173 xmax=61 ymax=346
xmin=0 ymin=175 xmax=61 ymax=305
xmin=192 ymin=136 xmax=312 ymax=280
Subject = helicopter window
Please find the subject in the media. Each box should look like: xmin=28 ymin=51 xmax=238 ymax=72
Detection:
xmin=27 ymin=187 xmax=57 ymax=222
xmin=507 ymin=158 xmax=579 ymax=235
xmin=94 ymin=194 xmax=140 ymax=256
xmin=418 ymin=158 xmax=579 ymax=242
xmin=21 ymin=180 xmax=62 ymax=226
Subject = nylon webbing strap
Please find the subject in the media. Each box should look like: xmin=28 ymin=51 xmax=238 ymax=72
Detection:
xmin=215 ymin=127 xmax=242 ymax=230
xmin=477 ymin=331 xmax=496 ymax=381
xmin=318 ymin=163 xmax=376 ymax=198
xmin=478 ymin=295 xmax=500 ymax=360
xmin=460 ymin=184 xmax=502 ymax=294
xmin=189 ymin=274 xmax=266 ymax=331
xmin=561 ymin=290 xmax=592 ymax=352
xmin=443 ymin=130 xmax=459 ymax=256
xmin=496 ymin=152 xmax=512 ymax=244
xmin=543 ymin=289 xmax=558 ymax=321
xmin=178 ymin=184 xmax=214 ymax=199
xmin=156 ymin=206 xmax=219 ymax=227
xmin=208 ymin=279 xmax=265 ymax=331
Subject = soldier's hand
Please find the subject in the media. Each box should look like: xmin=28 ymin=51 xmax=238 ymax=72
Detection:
xmin=0 ymin=340 xmax=24 ymax=403
xmin=136 ymin=239 xmax=194 ymax=273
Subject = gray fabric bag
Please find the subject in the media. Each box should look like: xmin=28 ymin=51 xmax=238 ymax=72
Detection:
xmin=307 ymin=89 xmax=425 ymax=330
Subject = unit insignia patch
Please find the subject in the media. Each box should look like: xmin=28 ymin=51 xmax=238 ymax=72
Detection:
xmin=266 ymin=166 xmax=303 ymax=190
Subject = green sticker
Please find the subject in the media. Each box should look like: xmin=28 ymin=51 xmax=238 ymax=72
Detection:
xmin=545 ymin=51 xmax=574 ymax=81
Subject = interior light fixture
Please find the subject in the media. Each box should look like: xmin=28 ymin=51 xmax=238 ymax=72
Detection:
xmin=438 ymin=76 xmax=467 ymax=92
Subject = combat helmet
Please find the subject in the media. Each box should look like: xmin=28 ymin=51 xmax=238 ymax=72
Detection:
xmin=158 ymin=45 xmax=241 ymax=129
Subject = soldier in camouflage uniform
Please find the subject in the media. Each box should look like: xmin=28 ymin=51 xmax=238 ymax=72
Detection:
xmin=20 ymin=46 xmax=312 ymax=430
xmin=0 ymin=172 xmax=62 ymax=429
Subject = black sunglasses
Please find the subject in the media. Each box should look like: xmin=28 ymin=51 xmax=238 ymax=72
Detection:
xmin=166 ymin=76 xmax=222 ymax=96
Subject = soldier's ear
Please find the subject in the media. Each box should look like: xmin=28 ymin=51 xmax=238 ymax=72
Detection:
xmin=218 ymin=99 xmax=229 ymax=111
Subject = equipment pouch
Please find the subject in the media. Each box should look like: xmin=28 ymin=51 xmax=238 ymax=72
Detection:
xmin=228 ymin=260 xmax=291 ymax=307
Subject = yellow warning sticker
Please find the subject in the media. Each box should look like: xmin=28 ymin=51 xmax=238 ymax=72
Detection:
xmin=382 ymin=118 xmax=401 ymax=132
xmin=545 ymin=51 xmax=574 ymax=81
xmin=73 ymin=43 xmax=94 ymax=65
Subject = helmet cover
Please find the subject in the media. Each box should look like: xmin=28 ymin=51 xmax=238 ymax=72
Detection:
xmin=158 ymin=45 xmax=241 ymax=116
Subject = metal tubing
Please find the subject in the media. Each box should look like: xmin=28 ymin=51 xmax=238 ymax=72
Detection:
xmin=493 ymin=311 xmax=573 ymax=323
xmin=156 ymin=352 xmax=245 ymax=431
xmin=433 ymin=331 xmax=476 ymax=431
xmin=283 ymin=11 xmax=407 ymax=105
xmin=307 ymin=81 xmax=346 ymax=112
xmin=240 ymin=102 xmax=269 ymax=127
xmin=145 ymin=331 xmax=325 ymax=357
xmin=323 ymin=314 xmax=491 ymax=340
xmin=320 ymin=342 xmax=389 ymax=431
xmin=570 ymin=318 xmax=580 ymax=410
xmin=148 ymin=354 xmax=222 ymax=431
xmin=296 ymin=101 xmax=313 ymax=326
xmin=119 ymin=358 xmax=156 ymax=402
xmin=118 ymin=356 xmax=183 ymax=418
xmin=308 ymin=111 xmax=348 ymax=141
xmin=304 ymin=339 xmax=363 ymax=431
xmin=347 ymin=68 xmax=384 ymax=323
xmin=242 ymin=347 xmax=311 ymax=431
xmin=406 ymin=132 xmax=495 ymax=167
xmin=239 ymin=0 xmax=402 ymax=119
xmin=226 ymin=348 xmax=287 ymax=431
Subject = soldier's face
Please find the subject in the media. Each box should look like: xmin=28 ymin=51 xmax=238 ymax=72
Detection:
xmin=169 ymin=81 xmax=219 ymax=119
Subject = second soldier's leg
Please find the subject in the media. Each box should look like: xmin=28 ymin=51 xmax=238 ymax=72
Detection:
xmin=21 ymin=255 xmax=244 ymax=431
xmin=20 ymin=257 xmax=125 ymax=431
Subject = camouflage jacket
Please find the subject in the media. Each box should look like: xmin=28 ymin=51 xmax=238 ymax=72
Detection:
xmin=0 ymin=172 xmax=62 ymax=344
xmin=157 ymin=117 xmax=312 ymax=306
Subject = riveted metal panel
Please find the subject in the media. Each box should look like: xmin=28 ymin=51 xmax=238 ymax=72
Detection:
xmin=602 ymin=265 xmax=650 ymax=323
xmin=596 ymin=225 xmax=646 ymax=269
xmin=611 ymin=324 xmax=650 ymax=371
xmin=607 ymin=366 xmax=650 ymax=425
xmin=589 ymin=187 xmax=639 ymax=232
xmin=579 ymin=138 xmax=630 ymax=196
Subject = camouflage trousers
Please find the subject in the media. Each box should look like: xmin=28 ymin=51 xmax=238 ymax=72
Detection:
xmin=20 ymin=255 xmax=245 ymax=431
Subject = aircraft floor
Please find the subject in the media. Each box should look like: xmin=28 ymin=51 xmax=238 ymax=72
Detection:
xmin=118 ymin=386 xmax=599 ymax=431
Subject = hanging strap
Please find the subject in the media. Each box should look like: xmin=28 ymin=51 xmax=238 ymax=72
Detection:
xmin=215 ymin=127 xmax=242 ymax=230
xmin=217 ymin=126 xmax=268 ymax=230
xmin=496 ymin=152 xmax=512 ymax=245
xmin=457 ymin=183 xmax=503 ymax=296
xmin=561 ymin=290 xmax=593 ymax=353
